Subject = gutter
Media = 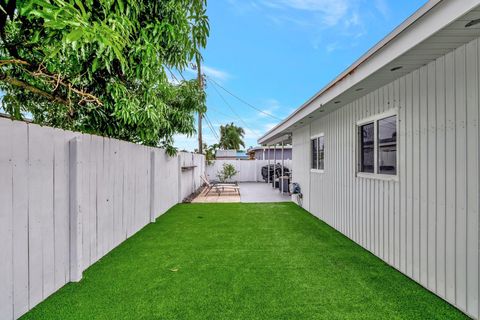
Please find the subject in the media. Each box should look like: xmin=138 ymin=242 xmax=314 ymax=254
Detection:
xmin=258 ymin=0 xmax=444 ymax=144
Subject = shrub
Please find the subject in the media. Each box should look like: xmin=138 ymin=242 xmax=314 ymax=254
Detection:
xmin=217 ymin=163 xmax=238 ymax=182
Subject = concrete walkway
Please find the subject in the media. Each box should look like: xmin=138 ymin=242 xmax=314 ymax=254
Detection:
xmin=239 ymin=182 xmax=291 ymax=203
xmin=191 ymin=182 xmax=292 ymax=203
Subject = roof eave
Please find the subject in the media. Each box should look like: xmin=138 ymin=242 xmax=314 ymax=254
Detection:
xmin=258 ymin=0 xmax=480 ymax=145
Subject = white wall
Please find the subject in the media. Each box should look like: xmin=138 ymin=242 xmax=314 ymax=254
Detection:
xmin=292 ymin=37 xmax=480 ymax=318
xmin=178 ymin=152 xmax=205 ymax=201
xmin=206 ymin=159 xmax=292 ymax=182
xmin=0 ymin=118 xmax=205 ymax=320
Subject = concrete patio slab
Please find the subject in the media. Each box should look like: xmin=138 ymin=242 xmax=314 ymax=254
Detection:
xmin=191 ymin=182 xmax=291 ymax=203
xmin=239 ymin=182 xmax=291 ymax=203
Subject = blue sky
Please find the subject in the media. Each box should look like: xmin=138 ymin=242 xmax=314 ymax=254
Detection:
xmin=174 ymin=0 xmax=428 ymax=151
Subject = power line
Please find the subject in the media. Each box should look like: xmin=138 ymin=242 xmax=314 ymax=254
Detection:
xmin=208 ymin=79 xmax=259 ymax=139
xmin=204 ymin=113 xmax=219 ymax=141
xmin=206 ymin=76 xmax=283 ymax=121
xmin=207 ymin=106 xmax=242 ymax=121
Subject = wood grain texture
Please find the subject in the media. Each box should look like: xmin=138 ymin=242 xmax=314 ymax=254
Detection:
xmin=0 ymin=117 xmax=205 ymax=320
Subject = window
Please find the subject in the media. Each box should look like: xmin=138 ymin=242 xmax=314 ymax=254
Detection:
xmin=311 ymin=134 xmax=325 ymax=171
xmin=360 ymin=123 xmax=374 ymax=173
xmin=357 ymin=111 xmax=397 ymax=177
xmin=378 ymin=116 xmax=397 ymax=175
xmin=311 ymin=138 xmax=318 ymax=170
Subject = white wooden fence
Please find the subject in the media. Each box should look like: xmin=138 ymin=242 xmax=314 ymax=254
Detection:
xmin=206 ymin=159 xmax=292 ymax=182
xmin=0 ymin=118 xmax=205 ymax=320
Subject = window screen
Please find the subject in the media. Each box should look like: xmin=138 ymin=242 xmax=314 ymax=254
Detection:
xmin=318 ymin=136 xmax=325 ymax=170
xmin=311 ymin=138 xmax=318 ymax=170
xmin=377 ymin=116 xmax=397 ymax=175
xmin=360 ymin=123 xmax=374 ymax=173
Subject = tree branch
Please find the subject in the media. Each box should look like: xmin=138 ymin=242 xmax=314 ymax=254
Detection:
xmin=0 ymin=58 xmax=103 ymax=106
xmin=0 ymin=59 xmax=29 ymax=66
xmin=0 ymin=73 xmax=69 ymax=105
xmin=29 ymin=67 xmax=103 ymax=106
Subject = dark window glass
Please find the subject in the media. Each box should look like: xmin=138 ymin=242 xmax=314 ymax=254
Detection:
xmin=378 ymin=116 xmax=397 ymax=175
xmin=311 ymin=138 xmax=318 ymax=169
xmin=360 ymin=123 xmax=374 ymax=173
xmin=318 ymin=136 xmax=325 ymax=170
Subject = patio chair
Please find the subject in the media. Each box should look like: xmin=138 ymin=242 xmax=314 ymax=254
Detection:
xmin=201 ymin=175 xmax=240 ymax=196
xmin=202 ymin=173 xmax=238 ymax=186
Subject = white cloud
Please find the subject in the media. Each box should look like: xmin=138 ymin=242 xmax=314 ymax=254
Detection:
xmin=186 ymin=65 xmax=231 ymax=83
xmin=258 ymin=98 xmax=281 ymax=118
xmin=262 ymin=0 xmax=350 ymax=26
xmin=174 ymin=131 xmax=219 ymax=151
xmin=326 ymin=42 xmax=340 ymax=53
xmin=374 ymin=0 xmax=389 ymax=18
xmin=344 ymin=12 xmax=360 ymax=28
xmin=227 ymin=0 xmax=260 ymax=14
xmin=264 ymin=122 xmax=278 ymax=131
xmin=229 ymin=0 xmax=390 ymax=52
xmin=202 ymin=65 xmax=231 ymax=81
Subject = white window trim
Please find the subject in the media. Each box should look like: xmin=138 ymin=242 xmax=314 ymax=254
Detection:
xmin=356 ymin=108 xmax=397 ymax=126
xmin=311 ymin=133 xmax=324 ymax=140
xmin=357 ymin=172 xmax=399 ymax=182
xmin=356 ymin=108 xmax=398 ymax=180
xmin=310 ymin=133 xmax=325 ymax=174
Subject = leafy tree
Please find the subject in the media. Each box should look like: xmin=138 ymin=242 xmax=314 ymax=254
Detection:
xmin=204 ymin=143 xmax=218 ymax=165
xmin=218 ymin=122 xmax=244 ymax=150
xmin=195 ymin=142 xmax=218 ymax=165
xmin=0 ymin=0 xmax=209 ymax=154
xmin=217 ymin=163 xmax=237 ymax=182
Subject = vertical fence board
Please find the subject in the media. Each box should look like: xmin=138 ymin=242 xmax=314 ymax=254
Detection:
xmin=84 ymin=135 xmax=93 ymax=269
xmin=53 ymin=130 xmax=69 ymax=291
xmin=41 ymin=127 xmax=55 ymax=299
xmin=0 ymin=120 xmax=13 ymax=320
xmin=69 ymin=137 xmax=83 ymax=283
xmin=0 ymin=118 xmax=206 ymax=320
xmin=11 ymin=121 xmax=29 ymax=318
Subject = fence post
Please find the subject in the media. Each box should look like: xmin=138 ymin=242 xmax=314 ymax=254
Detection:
xmin=177 ymin=154 xmax=182 ymax=203
xmin=149 ymin=150 xmax=156 ymax=222
xmin=69 ymin=137 xmax=83 ymax=282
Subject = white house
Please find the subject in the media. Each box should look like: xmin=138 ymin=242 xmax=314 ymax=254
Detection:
xmin=247 ymin=145 xmax=293 ymax=160
xmin=259 ymin=0 xmax=480 ymax=318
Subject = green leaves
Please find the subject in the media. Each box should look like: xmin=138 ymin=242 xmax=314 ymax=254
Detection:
xmin=217 ymin=163 xmax=238 ymax=182
xmin=219 ymin=123 xmax=245 ymax=150
xmin=1 ymin=0 xmax=209 ymax=152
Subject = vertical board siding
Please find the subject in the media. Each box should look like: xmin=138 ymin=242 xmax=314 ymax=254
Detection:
xmin=292 ymin=125 xmax=310 ymax=211
xmin=0 ymin=119 xmax=205 ymax=320
xmin=292 ymin=38 xmax=480 ymax=319
xmin=466 ymin=39 xmax=479 ymax=317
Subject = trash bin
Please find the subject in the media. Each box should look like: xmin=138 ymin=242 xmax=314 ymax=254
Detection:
xmin=279 ymin=176 xmax=290 ymax=193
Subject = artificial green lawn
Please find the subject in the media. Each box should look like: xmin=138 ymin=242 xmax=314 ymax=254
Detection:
xmin=22 ymin=203 xmax=466 ymax=319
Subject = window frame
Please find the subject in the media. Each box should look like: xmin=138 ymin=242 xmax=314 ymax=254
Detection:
xmin=310 ymin=133 xmax=325 ymax=174
xmin=356 ymin=109 xmax=398 ymax=181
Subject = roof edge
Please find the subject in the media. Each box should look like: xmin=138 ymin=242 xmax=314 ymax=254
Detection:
xmin=258 ymin=0 xmax=447 ymax=145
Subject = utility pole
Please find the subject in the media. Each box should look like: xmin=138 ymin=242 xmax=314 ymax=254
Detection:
xmin=196 ymin=53 xmax=203 ymax=154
